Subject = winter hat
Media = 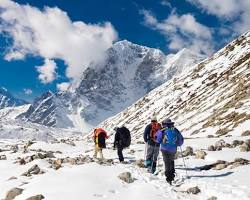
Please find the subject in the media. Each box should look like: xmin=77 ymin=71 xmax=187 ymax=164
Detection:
xmin=162 ymin=118 xmax=174 ymax=125
xmin=151 ymin=115 xmax=158 ymax=122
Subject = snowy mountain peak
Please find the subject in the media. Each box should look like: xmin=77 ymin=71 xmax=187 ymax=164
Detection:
xmin=0 ymin=87 xmax=27 ymax=109
xmin=18 ymin=40 xmax=204 ymax=131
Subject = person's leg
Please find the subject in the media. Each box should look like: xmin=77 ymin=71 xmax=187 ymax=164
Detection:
xmin=117 ymin=145 xmax=124 ymax=162
xmin=99 ymin=148 xmax=104 ymax=160
xmin=168 ymin=153 xmax=176 ymax=181
xmin=145 ymin=144 xmax=153 ymax=168
xmin=93 ymin=144 xmax=98 ymax=158
xmin=161 ymin=150 xmax=174 ymax=184
xmin=151 ymin=146 xmax=160 ymax=173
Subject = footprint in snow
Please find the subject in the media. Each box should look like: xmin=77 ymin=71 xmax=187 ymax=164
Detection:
xmin=93 ymin=194 xmax=107 ymax=198
xmin=108 ymin=189 xmax=119 ymax=194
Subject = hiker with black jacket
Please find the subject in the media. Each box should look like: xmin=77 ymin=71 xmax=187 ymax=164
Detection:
xmin=113 ymin=126 xmax=131 ymax=162
xmin=143 ymin=115 xmax=162 ymax=173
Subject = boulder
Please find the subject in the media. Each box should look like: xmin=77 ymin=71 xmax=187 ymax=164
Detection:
xmin=241 ymin=130 xmax=250 ymax=136
xmin=25 ymin=194 xmax=45 ymax=200
xmin=207 ymin=145 xmax=215 ymax=151
xmin=181 ymin=146 xmax=194 ymax=157
xmin=195 ymin=150 xmax=207 ymax=159
xmin=5 ymin=187 xmax=23 ymax=200
xmin=118 ymin=172 xmax=135 ymax=183
xmin=207 ymin=196 xmax=217 ymax=200
xmin=215 ymin=163 xmax=227 ymax=170
xmin=240 ymin=144 xmax=250 ymax=152
xmin=245 ymin=139 xmax=250 ymax=147
xmin=215 ymin=139 xmax=226 ymax=148
xmin=187 ymin=186 xmax=201 ymax=194
xmin=0 ymin=154 xmax=7 ymax=160
xmin=232 ymin=140 xmax=244 ymax=147
xmin=135 ymin=159 xmax=145 ymax=168
xmin=22 ymin=164 xmax=41 ymax=176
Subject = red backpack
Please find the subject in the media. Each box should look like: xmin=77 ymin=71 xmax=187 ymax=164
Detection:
xmin=150 ymin=122 xmax=161 ymax=142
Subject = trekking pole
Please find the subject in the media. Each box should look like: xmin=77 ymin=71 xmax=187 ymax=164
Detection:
xmin=179 ymin=146 xmax=188 ymax=179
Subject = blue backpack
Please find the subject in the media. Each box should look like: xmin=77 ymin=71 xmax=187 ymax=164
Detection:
xmin=162 ymin=128 xmax=177 ymax=146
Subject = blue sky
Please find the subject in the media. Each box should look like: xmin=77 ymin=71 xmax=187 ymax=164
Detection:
xmin=0 ymin=0 xmax=249 ymax=101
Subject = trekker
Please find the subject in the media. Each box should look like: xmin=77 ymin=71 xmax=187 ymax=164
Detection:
xmin=156 ymin=119 xmax=184 ymax=185
xmin=93 ymin=128 xmax=109 ymax=160
xmin=113 ymin=126 xmax=131 ymax=162
xmin=143 ymin=115 xmax=162 ymax=173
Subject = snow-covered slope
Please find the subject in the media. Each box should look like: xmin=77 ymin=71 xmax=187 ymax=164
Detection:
xmin=0 ymin=104 xmax=30 ymax=120
xmin=98 ymin=31 xmax=250 ymax=139
xmin=0 ymin=87 xmax=27 ymax=109
xmin=19 ymin=40 xmax=203 ymax=132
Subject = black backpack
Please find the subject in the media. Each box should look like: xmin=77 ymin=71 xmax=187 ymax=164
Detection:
xmin=119 ymin=127 xmax=131 ymax=148
xmin=98 ymin=132 xmax=106 ymax=148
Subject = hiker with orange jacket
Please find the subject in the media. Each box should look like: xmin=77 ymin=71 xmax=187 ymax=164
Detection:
xmin=93 ymin=128 xmax=109 ymax=160
xmin=143 ymin=115 xmax=162 ymax=173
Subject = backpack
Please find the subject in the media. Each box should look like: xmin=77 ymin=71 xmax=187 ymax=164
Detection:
xmin=98 ymin=132 xmax=106 ymax=148
xmin=162 ymin=128 xmax=177 ymax=146
xmin=150 ymin=122 xmax=161 ymax=142
xmin=119 ymin=127 xmax=131 ymax=147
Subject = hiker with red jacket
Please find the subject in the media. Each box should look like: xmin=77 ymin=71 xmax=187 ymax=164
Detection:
xmin=143 ymin=115 xmax=162 ymax=173
xmin=93 ymin=128 xmax=109 ymax=160
xmin=156 ymin=119 xmax=184 ymax=185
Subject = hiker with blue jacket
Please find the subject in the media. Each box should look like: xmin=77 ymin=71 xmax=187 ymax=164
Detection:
xmin=156 ymin=118 xmax=184 ymax=185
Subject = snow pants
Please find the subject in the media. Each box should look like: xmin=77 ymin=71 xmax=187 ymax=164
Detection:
xmin=145 ymin=143 xmax=160 ymax=173
xmin=93 ymin=144 xmax=104 ymax=160
xmin=161 ymin=150 xmax=175 ymax=182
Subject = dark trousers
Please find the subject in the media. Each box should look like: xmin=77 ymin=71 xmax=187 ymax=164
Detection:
xmin=117 ymin=145 xmax=124 ymax=162
xmin=161 ymin=150 xmax=175 ymax=182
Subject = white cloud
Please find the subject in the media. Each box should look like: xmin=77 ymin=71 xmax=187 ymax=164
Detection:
xmin=141 ymin=10 xmax=214 ymax=55
xmin=36 ymin=59 xmax=57 ymax=84
xmin=160 ymin=0 xmax=172 ymax=8
xmin=57 ymin=82 xmax=70 ymax=92
xmin=0 ymin=0 xmax=118 ymax=84
xmin=23 ymin=88 xmax=33 ymax=95
xmin=187 ymin=0 xmax=250 ymax=34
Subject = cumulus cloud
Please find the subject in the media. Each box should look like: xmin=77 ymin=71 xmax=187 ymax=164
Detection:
xmin=0 ymin=0 xmax=118 ymax=85
xmin=187 ymin=0 xmax=250 ymax=34
xmin=141 ymin=10 xmax=214 ymax=55
xmin=36 ymin=59 xmax=57 ymax=84
xmin=57 ymin=82 xmax=70 ymax=92
xmin=23 ymin=88 xmax=33 ymax=95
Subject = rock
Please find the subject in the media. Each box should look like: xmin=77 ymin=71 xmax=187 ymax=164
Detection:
xmin=0 ymin=154 xmax=7 ymax=160
xmin=135 ymin=159 xmax=145 ymax=168
xmin=245 ymin=139 xmax=250 ymax=146
xmin=240 ymin=144 xmax=250 ymax=152
xmin=215 ymin=146 xmax=222 ymax=151
xmin=215 ymin=139 xmax=226 ymax=148
xmin=215 ymin=163 xmax=227 ymax=170
xmin=195 ymin=150 xmax=207 ymax=159
xmin=53 ymin=159 xmax=63 ymax=170
xmin=129 ymin=149 xmax=135 ymax=154
xmin=207 ymin=196 xmax=217 ymax=200
xmin=180 ymin=146 xmax=194 ymax=157
xmin=232 ymin=140 xmax=244 ymax=147
xmin=207 ymin=135 xmax=214 ymax=138
xmin=25 ymin=194 xmax=45 ymax=200
xmin=7 ymin=176 xmax=17 ymax=181
xmin=69 ymin=158 xmax=77 ymax=165
xmin=207 ymin=145 xmax=215 ymax=151
xmin=5 ymin=187 xmax=23 ymax=200
xmin=19 ymin=158 xmax=26 ymax=165
xmin=241 ymin=130 xmax=250 ymax=136
xmin=187 ymin=186 xmax=201 ymax=194
xmin=44 ymin=151 xmax=55 ymax=158
xmin=10 ymin=145 xmax=18 ymax=153
xmin=22 ymin=164 xmax=41 ymax=176
xmin=118 ymin=172 xmax=135 ymax=183
xmin=233 ymin=158 xmax=249 ymax=165
xmin=136 ymin=141 xmax=145 ymax=144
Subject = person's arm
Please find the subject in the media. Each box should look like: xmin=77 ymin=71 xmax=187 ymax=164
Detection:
xmin=156 ymin=130 xmax=163 ymax=143
xmin=113 ymin=132 xmax=118 ymax=148
xmin=143 ymin=125 xmax=150 ymax=143
xmin=175 ymin=128 xmax=184 ymax=146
